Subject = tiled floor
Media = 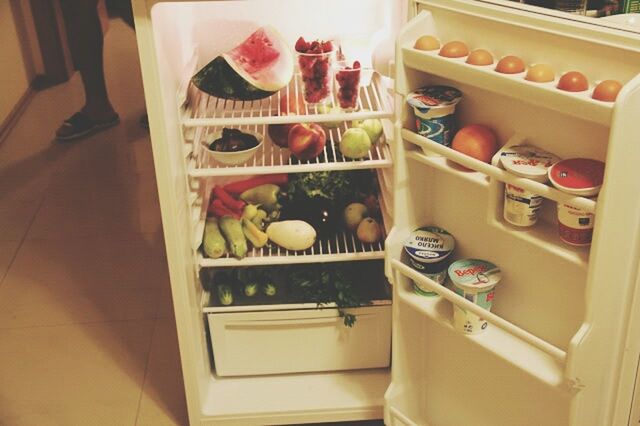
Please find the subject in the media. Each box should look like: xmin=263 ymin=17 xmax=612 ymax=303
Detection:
xmin=0 ymin=20 xmax=385 ymax=426
xmin=0 ymin=19 xmax=187 ymax=426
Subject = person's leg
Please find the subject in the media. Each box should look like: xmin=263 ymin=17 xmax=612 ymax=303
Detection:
xmin=57 ymin=0 xmax=119 ymax=140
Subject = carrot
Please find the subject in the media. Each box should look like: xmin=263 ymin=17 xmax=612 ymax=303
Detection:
xmin=208 ymin=199 xmax=241 ymax=219
xmin=212 ymin=186 xmax=245 ymax=212
xmin=223 ymin=174 xmax=289 ymax=195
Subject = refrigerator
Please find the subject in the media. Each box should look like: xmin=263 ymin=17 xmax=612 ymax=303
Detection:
xmin=130 ymin=0 xmax=640 ymax=424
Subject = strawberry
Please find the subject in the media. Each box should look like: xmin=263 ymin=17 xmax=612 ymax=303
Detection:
xmin=295 ymin=36 xmax=308 ymax=53
xmin=321 ymin=40 xmax=334 ymax=53
xmin=353 ymin=60 xmax=361 ymax=69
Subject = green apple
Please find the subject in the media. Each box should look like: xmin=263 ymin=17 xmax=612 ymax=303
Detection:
xmin=339 ymin=128 xmax=372 ymax=159
xmin=344 ymin=203 xmax=369 ymax=231
xmin=352 ymin=118 xmax=383 ymax=144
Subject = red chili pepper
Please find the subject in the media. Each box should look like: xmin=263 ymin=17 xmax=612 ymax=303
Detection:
xmin=212 ymin=186 xmax=245 ymax=212
xmin=208 ymin=199 xmax=241 ymax=219
xmin=223 ymin=174 xmax=289 ymax=195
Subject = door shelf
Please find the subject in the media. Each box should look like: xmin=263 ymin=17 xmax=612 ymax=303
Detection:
xmin=406 ymin=149 xmax=489 ymax=188
xmin=182 ymin=72 xmax=393 ymax=128
xmin=199 ymin=230 xmax=385 ymax=267
xmin=402 ymin=47 xmax=614 ymax=126
xmin=391 ymin=259 xmax=567 ymax=388
xmin=402 ymin=129 xmax=597 ymax=213
xmin=188 ymin=124 xmax=393 ymax=178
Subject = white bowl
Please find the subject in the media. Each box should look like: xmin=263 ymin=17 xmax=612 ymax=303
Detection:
xmin=202 ymin=129 xmax=263 ymax=165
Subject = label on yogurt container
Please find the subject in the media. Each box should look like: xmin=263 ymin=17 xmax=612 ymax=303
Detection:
xmin=500 ymin=145 xmax=560 ymax=182
xmin=415 ymin=114 xmax=456 ymax=147
xmin=404 ymin=226 xmax=455 ymax=263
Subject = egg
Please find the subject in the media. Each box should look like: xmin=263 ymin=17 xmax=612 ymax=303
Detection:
xmin=414 ymin=35 xmax=441 ymax=51
xmin=525 ymin=64 xmax=555 ymax=83
xmin=592 ymin=80 xmax=623 ymax=102
xmin=439 ymin=41 xmax=469 ymax=58
xmin=466 ymin=49 xmax=494 ymax=66
xmin=495 ymin=55 xmax=526 ymax=74
xmin=558 ymin=71 xmax=589 ymax=92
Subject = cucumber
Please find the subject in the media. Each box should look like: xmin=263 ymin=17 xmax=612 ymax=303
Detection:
xmin=203 ymin=217 xmax=226 ymax=259
xmin=217 ymin=284 xmax=234 ymax=306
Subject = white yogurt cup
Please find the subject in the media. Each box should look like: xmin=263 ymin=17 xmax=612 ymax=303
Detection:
xmin=500 ymin=145 xmax=560 ymax=227
xmin=406 ymin=86 xmax=462 ymax=149
xmin=448 ymin=259 xmax=502 ymax=335
xmin=404 ymin=226 xmax=455 ymax=297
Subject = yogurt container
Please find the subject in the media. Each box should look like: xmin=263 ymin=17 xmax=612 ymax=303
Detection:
xmin=557 ymin=199 xmax=596 ymax=246
xmin=500 ymin=145 xmax=560 ymax=227
xmin=549 ymin=158 xmax=604 ymax=245
xmin=548 ymin=158 xmax=605 ymax=197
xmin=404 ymin=226 xmax=455 ymax=296
xmin=448 ymin=259 xmax=502 ymax=334
xmin=407 ymin=86 xmax=462 ymax=148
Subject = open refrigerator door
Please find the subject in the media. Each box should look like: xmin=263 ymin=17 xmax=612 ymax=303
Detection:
xmin=385 ymin=1 xmax=640 ymax=425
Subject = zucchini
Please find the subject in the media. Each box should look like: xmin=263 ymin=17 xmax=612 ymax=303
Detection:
xmin=219 ymin=216 xmax=248 ymax=259
xmin=217 ymin=284 xmax=234 ymax=306
xmin=203 ymin=217 xmax=226 ymax=259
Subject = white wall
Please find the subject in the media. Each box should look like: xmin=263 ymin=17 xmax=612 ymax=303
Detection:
xmin=0 ymin=1 xmax=29 ymax=126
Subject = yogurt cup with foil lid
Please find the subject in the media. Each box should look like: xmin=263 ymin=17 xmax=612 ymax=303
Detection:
xmin=448 ymin=259 xmax=501 ymax=335
xmin=448 ymin=259 xmax=501 ymax=292
xmin=407 ymin=86 xmax=462 ymax=148
xmin=548 ymin=158 xmax=605 ymax=197
xmin=404 ymin=226 xmax=455 ymax=264
xmin=500 ymin=145 xmax=560 ymax=183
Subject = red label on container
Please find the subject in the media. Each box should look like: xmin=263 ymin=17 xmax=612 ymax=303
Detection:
xmin=550 ymin=158 xmax=605 ymax=190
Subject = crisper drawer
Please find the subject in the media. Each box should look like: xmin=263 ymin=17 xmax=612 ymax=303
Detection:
xmin=207 ymin=305 xmax=391 ymax=377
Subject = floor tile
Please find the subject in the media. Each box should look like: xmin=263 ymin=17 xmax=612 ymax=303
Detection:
xmin=0 ymin=239 xmax=21 ymax=282
xmin=26 ymin=185 xmax=161 ymax=239
xmin=0 ymin=320 xmax=154 ymax=426
xmin=0 ymin=274 xmax=161 ymax=329
xmin=7 ymin=235 xmax=167 ymax=289
xmin=136 ymin=318 xmax=188 ymax=426
xmin=0 ymin=199 xmax=40 ymax=241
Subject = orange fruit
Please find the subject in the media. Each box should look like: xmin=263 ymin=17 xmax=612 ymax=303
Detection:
xmin=451 ymin=124 xmax=499 ymax=170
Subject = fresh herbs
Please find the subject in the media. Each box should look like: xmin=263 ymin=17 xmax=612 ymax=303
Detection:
xmin=285 ymin=170 xmax=377 ymax=206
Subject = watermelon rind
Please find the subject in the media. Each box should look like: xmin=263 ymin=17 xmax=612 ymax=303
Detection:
xmin=192 ymin=57 xmax=274 ymax=101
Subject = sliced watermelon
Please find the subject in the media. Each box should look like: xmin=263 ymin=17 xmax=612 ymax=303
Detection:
xmin=192 ymin=26 xmax=293 ymax=101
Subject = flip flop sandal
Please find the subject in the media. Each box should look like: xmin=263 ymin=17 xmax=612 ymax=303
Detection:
xmin=55 ymin=112 xmax=120 ymax=141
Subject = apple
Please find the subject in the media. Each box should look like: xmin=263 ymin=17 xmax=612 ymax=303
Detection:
xmin=317 ymin=104 xmax=342 ymax=129
xmin=339 ymin=128 xmax=372 ymax=159
xmin=267 ymin=123 xmax=294 ymax=148
xmin=352 ymin=118 xmax=383 ymax=144
xmin=288 ymin=123 xmax=326 ymax=160
xmin=279 ymin=94 xmax=305 ymax=115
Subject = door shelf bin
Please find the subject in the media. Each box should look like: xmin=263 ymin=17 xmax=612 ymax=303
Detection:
xmin=206 ymin=303 xmax=392 ymax=377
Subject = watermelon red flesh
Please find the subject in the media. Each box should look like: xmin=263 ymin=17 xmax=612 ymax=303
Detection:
xmin=191 ymin=26 xmax=293 ymax=101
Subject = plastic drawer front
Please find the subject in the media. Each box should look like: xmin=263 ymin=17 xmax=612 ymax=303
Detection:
xmin=208 ymin=304 xmax=391 ymax=377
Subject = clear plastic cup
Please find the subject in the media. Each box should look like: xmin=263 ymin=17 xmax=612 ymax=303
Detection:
xmin=297 ymin=51 xmax=334 ymax=105
xmin=335 ymin=62 xmax=361 ymax=111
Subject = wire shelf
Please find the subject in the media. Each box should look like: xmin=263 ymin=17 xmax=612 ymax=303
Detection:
xmin=189 ymin=122 xmax=393 ymax=177
xmin=182 ymin=72 xmax=393 ymax=128
xmin=199 ymin=229 xmax=385 ymax=267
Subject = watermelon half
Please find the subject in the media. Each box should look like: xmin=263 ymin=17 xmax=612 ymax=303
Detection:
xmin=192 ymin=26 xmax=294 ymax=101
